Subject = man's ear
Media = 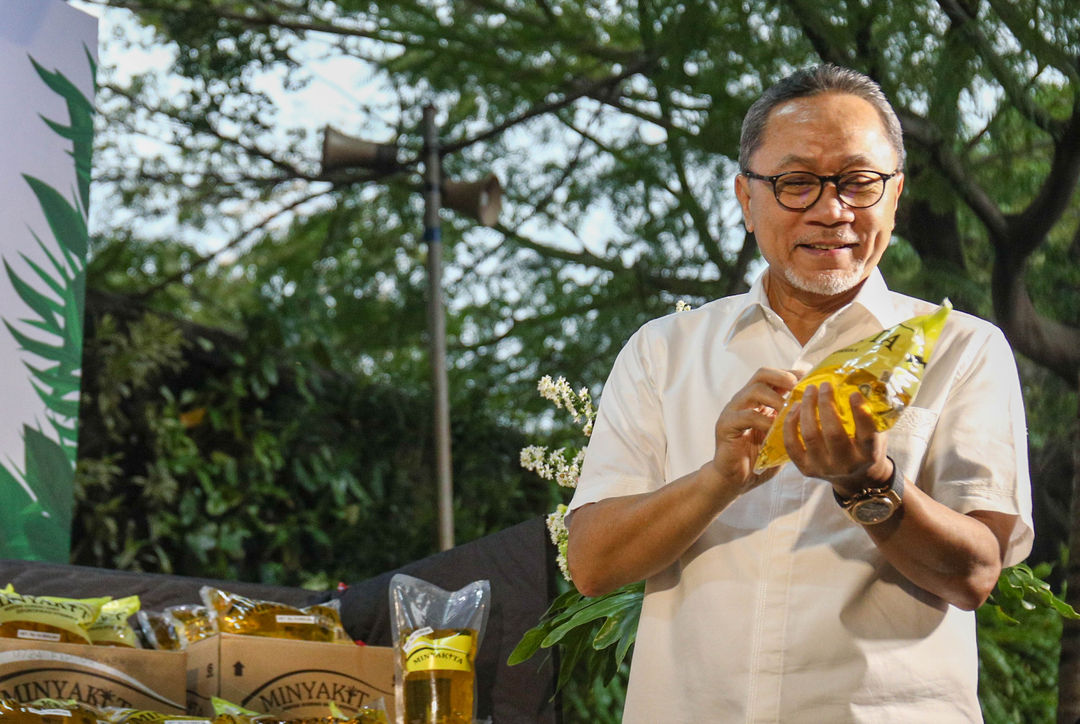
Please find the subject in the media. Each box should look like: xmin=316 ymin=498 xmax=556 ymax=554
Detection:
xmin=734 ymin=173 xmax=754 ymax=233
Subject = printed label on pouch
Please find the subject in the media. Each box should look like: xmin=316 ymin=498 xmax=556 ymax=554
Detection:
xmin=403 ymin=626 xmax=433 ymax=653
xmin=275 ymin=615 xmax=316 ymax=625
xmin=403 ymin=632 xmax=474 ymax=673
xmin=17 ymin=629 xmax=61 ymax=642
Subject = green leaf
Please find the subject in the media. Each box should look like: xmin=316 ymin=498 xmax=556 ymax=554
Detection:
xmin=5 ymin=321 xmax=78 ymax=366
xmin=23 ymin=425 xmax=74 ymax=532
xmin=30 ymin=56 xmax=93 ymax=116
xmin=542 ymin=587 xmax=643 ymax=647
xmin=508 ymin=626 xmax=550 ymax=665
xmin=22 ymin=175 xmax=87 ymax=258
xmin=4 ymin=259 xmax=62 ymax=329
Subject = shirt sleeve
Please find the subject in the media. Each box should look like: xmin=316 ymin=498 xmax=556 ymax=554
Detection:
xmin=920 ymin=325 xmax=1034 ymax=567
xmin=568 ymin=325 xmax=669 ymax=513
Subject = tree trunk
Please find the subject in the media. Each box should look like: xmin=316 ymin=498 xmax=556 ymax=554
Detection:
xmin=1058 ymin=372 xmax=1080 ymax=724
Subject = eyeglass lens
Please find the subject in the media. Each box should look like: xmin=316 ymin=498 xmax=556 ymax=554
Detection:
xmin=774 ymin=172 xmax=886 ymax=209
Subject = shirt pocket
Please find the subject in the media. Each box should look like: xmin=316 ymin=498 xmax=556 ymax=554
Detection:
xmin=887 ymin=405 xmax=939 ymax=485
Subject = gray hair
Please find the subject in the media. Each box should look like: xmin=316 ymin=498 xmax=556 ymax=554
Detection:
xmin=738 ymin=64 xmax=906 ymax=171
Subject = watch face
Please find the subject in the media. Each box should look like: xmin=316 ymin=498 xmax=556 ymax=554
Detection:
xmin=852 ymin=497 xmax=897 ymax=525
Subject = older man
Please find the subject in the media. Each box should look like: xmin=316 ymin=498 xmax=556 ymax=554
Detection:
xmin=567 ymin=65 xmax=1032 ymax=722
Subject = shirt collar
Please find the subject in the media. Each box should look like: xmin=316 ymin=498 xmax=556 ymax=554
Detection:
xmin=847 ymin=268 xmax=896 ymax=328
xmin=721 ymin=267 xmax=896 ymax=342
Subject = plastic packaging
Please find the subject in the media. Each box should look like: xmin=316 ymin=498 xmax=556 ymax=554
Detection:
xmin=200 ymin=587 xmax=351 ymax=644
xmin=165 ymin=603 xmax=215 ymax=648
xmin=754 ymin=300 xmax=952 ymax=472
xmin=389 ymin=575 xmax=489 ymax=724
xmin=88 ymin=595 xmax=141 ymax=648
xmin=0 ymin=588 xmax=108 ymax=645
xmin=136 ymin=609 xmax=180 ymax=650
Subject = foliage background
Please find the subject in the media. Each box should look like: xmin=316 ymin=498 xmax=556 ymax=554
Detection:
xmin=64 ymin=0 xmax=1080 ymax=720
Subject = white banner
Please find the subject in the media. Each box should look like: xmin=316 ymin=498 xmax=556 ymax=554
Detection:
xmin=0 ymin=0 xmax=97 ymax=560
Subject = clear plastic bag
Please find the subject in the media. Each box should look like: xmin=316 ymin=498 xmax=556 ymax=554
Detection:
xmin=389 ymin=575 xmax=490 ymax=724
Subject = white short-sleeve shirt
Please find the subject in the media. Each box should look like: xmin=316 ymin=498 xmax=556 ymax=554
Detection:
xmin=569 ymin=269 xmax=1033 ymax=723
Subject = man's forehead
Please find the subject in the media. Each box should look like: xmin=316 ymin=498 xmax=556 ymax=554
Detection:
xmin=756 ymin=93 xmax=896 ymax=165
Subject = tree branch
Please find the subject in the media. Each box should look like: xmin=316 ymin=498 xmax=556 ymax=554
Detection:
xmin=1007 ymin=99 xmax=1080 ymax=262
xmin=897 ymin=110 xmax=1010 ymax=242
xmin=134 ymin=189 xmax=330 ymax=301
xmin=936 ymin=0 xmax=1063 ymax=139
xmin=725 ymin=230 xmax=757 ymax=297
xmin=100 ymin=81 xmax=315 ymax=181
xmin=991 ymin=261 xmax=1080 ymax=385
xmin=655 ymin=85 xmax=726 ymax=273
xmin=984 ymin=0 xmax=1080 ymax=85
xmin=497 ymin=225 xmax=719 ymax=298
xmin=440 ymin=55 xmax=656 ymax=155
xmin=94 ymin=0 xmax=410 ymax=46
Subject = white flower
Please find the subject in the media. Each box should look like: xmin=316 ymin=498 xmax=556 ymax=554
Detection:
xmin=552 ymin=448 xmax=587 ymax=488
xmin=527 ymin=374 xmax=599 ymax=583
xmin=676 ymin=300 xmax=692 ymax=312
xmin=546 ymin=505 xmax=572 ymax=582
xmin=520 ymin=445 xmax=555 ymax=480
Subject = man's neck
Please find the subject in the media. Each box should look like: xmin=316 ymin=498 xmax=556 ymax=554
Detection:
xmin=764 ymin=271 xmax=865 ymax=346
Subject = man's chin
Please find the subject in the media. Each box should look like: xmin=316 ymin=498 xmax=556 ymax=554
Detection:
xmin=783 ymin=266 xmax=865 ymax=297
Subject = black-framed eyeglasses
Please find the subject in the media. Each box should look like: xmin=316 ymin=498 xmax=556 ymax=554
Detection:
xmin=741 ymin=168 xmax=900 ymax=210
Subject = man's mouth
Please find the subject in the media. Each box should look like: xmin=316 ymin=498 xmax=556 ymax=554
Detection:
xmin=799 ymin=242 xmax=857 ymax=251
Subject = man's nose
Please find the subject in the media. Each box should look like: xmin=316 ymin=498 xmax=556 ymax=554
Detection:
xmin=807 ymin=181 xmax=855 ymax=221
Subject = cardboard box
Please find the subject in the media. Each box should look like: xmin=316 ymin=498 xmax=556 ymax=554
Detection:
xmin=186 ymin=634 xmax=394 ymax=721
xmin=0 ymin=638 xmax=186 ymax=712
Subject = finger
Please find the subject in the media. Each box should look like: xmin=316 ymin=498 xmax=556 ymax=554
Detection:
xmin=798 ymin=385 xmax=824 ymax=455
xmin=730 ymin=379 xmax=792 ymax=416
xmin=751 ymin=382 xmax=792 ymax=415
xmin=849 ymin=391 xmax=878 ymax=440
xmin=816 ymin=382 xmax=852 ymax=454
xmin=782 ymin=400 xmax=807 ymax=461
xmin=750 ymin=367 xmax=800 ymax=394
xmin=849 ymin=391 xmax=887 ymax=460
xmin=716 ymin=408 xmax=779 ymax=441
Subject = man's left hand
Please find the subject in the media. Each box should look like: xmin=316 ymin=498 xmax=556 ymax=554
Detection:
xmin=782 ymin=382 xmax=893 ymax=498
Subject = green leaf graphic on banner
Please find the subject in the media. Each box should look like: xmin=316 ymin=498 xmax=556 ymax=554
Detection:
xmin=24 ymin=426 xmax=74 ymax=533
xmin=30 ymin=54 xmax=95 ymax=214
xmin=0 ymin=49 xmax=94 ymax=560
xmin=22 ymin=175 xmax=87 ymax=258
xmin=0 ymin=462 xmax=40 ymax=560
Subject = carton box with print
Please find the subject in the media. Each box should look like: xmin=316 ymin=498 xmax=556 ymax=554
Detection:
xmin=0 ymin=637 xmax=186 ymax=712
xmin=186 ymin=634 xmax=394 ymax=721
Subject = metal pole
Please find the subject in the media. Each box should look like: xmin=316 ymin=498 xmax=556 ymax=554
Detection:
xmin=422 ymin=104 xmax=454 ymax=551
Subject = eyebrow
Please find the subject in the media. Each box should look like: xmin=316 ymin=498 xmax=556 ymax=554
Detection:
xmin=774 ymin=153 xmax=879 ymax=169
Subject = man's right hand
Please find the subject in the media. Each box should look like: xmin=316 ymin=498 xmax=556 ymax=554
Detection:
xmin=568 ymin=367 xmax=799 ymax=596
xmin=710 ymin=367 xmax=800 ymax=496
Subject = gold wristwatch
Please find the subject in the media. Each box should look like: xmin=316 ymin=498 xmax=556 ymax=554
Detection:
xmin=833 ymin=457 xmax=904 ymax=525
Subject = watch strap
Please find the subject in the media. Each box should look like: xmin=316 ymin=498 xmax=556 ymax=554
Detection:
xmin=833 ymin=456 xmax=903 ymax=508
